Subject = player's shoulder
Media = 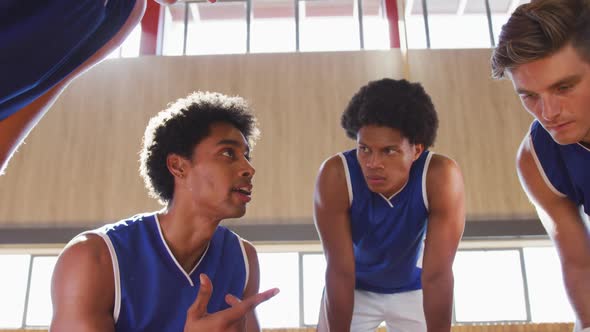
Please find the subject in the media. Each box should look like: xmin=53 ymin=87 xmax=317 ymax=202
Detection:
xmin=425 ymin=152 xmax=461 ymax=182
xmin=59 ymin=233 xmax=112 ymax=269
xmin=317 ymin=153 xmax=347 ymax=180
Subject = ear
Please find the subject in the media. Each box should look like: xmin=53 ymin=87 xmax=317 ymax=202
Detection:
xmin=166 ymin=154 xmax=189 ymax=180
xmin=412 ymin=144 xmax=425 ymax=161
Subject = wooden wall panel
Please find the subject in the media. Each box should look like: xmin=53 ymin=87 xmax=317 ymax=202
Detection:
xmin=408 ymin=49 xmax=536 ymax=220
xmin=0 ymin=51 xmax=404 ymax=226
xmin=0 ymin=49 xmax=540 ymax=227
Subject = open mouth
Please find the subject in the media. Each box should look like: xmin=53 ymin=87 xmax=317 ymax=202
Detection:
xmin=232 ymin=185 xmax=253 ymax=203
xmin=233 ymin=188 xmax=252 ymax=196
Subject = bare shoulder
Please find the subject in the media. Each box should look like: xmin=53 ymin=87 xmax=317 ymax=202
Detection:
xmin=58 ymin=233 xmax=112 ymax=270
xmin=240 ymin=238 xmax=260 ymax=300
xmin=53 ymin=233 xmax=114 ymax=296
xmin=317 ymin=154 xmax=346 ymax=181
xmin=315 ymin=154 xmax=349 ymax=206
xmin=515 ymin=134 xmax=539 ymax=184
xmin=426 ymin=153 xmax=463 ymax=187
xmin=514 ymin=134 xmax=560 ymax=207
xmin=51 ymin=233 xmax=115 ymax=330
xmin=241 ymin=239 xmax=258 ymax=263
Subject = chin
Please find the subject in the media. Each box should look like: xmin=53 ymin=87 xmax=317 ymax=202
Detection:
xmin=551 ymin=132 xmax=583 ymax=145
xmin=226 ymin=206 xmax=247 ymax=219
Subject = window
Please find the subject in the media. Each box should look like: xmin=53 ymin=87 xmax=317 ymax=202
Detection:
xmin=257 ymin=252 xmax=300 ymax=328
xmin=427 ymin=0 xmax=492 ymax=49
xmin=523 ymin=247 xmax=575 ymax=322
xmin=0 ymin=242 xmax=575 ymax=328
xmin=251 ymin=0 xmax=296 ymax=53
xmin=404 ymin=0 xmax=428 ymax=49
xmin=453 ymin=249 xmax=528 ymax=322
xmin=25 ymin=256 xmax=58 ymax=326
xmin=489 ymin=0 xmax=530 ymax=46
xmin=185 ymin=1 xmax=248 ymax=55
xmin=362 ymin=0 xmax=390 ymax=49
xmin=302 ymin=253 xmax=326 ymax=326
xmin=298 ymin=0 xmax=360 ymax=52
xmin=105 ymin=24 xmax=143 ymax=59
xmin=161 ymin=2 xmax=187 ymax=56
xmin=0 ymin=255 xmax=30 ymax=328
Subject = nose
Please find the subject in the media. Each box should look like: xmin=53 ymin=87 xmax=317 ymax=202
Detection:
xmin=539 ymin=95 xmax=561 ymax=122
xmin=240 ymin=158 xmax=255 ymax=178
xmin=365 ymin=153 xmax=383 ymax=169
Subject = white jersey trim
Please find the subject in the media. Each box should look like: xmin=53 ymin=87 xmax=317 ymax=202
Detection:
xmin=422 ymin=151 xmax=433 ymax=211
xmin=338 ymin=153 xmax=353 ymax=206
xmin=528 ymin=134 xmax=567 ymax=198
xmin=378 ymin=193 xmax=395 ymax=208
xmin=154 ymin=214 xmax=210 ymax=287
xmin=79 ymin=230 xmax=122 ymax=323
xmin=578 ymin=142 xmax=590 ymax=153
xmin=238 ymin=237 xmax=250 ymax=292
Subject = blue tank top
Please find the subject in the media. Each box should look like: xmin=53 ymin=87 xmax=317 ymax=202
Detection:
xmin=340 ymin=149 xmax=432 ymax=294
xmin=88 ymin=213 xmax=248 ymax=331
xmin=0 ymin=0 xmax=136 ymax=121
xmin=530 ymin=121 xmax=590 ymax=217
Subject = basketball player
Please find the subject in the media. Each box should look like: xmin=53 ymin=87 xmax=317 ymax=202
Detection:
xmin=0 ymin=0 xmax=176 ymax=175
xmin=491 ymin=0 xmax=590 ymax=330
xmin=314 ymin=78 xmax=465 ymax=332
xmin=50 ymin=91 xmax=278 ymax=331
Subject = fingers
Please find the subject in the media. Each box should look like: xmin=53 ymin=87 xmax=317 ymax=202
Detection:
xmin=187 ymin=274 xmax=213 ymax=318
xmin=225 ymin=294 xmax=241 ymax=307
xmin=243 ymin=288 xmax=280 ymax=309
xmin=224 ymin=288 xmax=280 ymax=321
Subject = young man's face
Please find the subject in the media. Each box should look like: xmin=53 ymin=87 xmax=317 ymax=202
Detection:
xmin=356 ymin=125 xmax=423 ymax=198
xmin=183 ymin=122 xmax=255 ymax=219
xmin=509 ymin=43 xmax=590 ymax=145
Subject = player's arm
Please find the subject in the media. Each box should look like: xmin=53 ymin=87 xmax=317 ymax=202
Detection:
xmin=516 ymin=135 xmax=590 ymax=327
xmin=313 ymin=155 xmax=355 ymax=332
xmin=242 ymin=240 xmax=263 ymax=332
xmin=0 ymin=0 xmax=146 ymax=175
xmin=50 ymin=234 xmax=116 ymax=332
xmin=422 ymin=154 xmax=465 ymax=332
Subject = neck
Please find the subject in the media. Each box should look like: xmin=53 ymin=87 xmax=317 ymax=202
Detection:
xmin=157 ymin=200 xmax=220 ymax=273
xmin=582 ymin=130 xmax=590 ymax=149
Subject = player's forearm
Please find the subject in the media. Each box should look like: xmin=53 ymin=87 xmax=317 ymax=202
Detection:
xmin=325 ymin=267 xmax=355 ymax=332
xmin=563 ymin=263 xmax=590 ymax=327
xmin=0 ymin=83 xmax=65 ymax=175
xmin=422 ymin=271 xmax=454 ymax=332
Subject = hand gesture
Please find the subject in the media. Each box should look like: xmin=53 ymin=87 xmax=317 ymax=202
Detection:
xmin=184 ymin=273 xmax=279 ymax=332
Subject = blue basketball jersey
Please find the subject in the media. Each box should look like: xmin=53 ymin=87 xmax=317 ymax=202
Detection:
xmin=530 ymin=121 xmax=590 ymax=217
xmin=0 ymin=0 xmax=136 ymax=121
xmin=88 ymin=213 xmax=248 ymax=331
xmin=340 ymin=149 xmax=432 ymax=294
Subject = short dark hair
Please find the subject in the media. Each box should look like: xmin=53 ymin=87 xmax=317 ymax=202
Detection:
xmin=491 ymin=0 xmax=590 ymax=79
xmin=341 ymin=78 xmax=438 ymax=149
xmin=139 ymin=91 xmax=260 ymax=205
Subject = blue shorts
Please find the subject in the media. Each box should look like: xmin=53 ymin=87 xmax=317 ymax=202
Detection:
xmin=0 ymin=0 xmax=137 ymax=121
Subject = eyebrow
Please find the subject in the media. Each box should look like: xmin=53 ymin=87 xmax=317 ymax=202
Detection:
xmin=358 ymin=142 xmax=400 ymax=149
xmin=217 ymin=139 xmax=250 ymax=153
xmin=516 ymin=74 xmax=581 ymax=95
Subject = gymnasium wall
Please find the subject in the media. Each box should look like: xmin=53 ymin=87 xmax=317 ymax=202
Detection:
xmin=0 ymin=49 xmax=536 ymax=228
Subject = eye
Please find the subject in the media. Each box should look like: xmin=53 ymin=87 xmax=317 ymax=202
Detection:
xmin=221 ymin=148 xmax=235 ymax=159
xmin=244 ymin=152 xmax=251 ymax=161
xmin=359 ymin=146 xmax=369 ymax=153
xmin=557 ymin=84 xmax=572 ymax=93
xmin=385 ymin=148 xmax=397 ymax=155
